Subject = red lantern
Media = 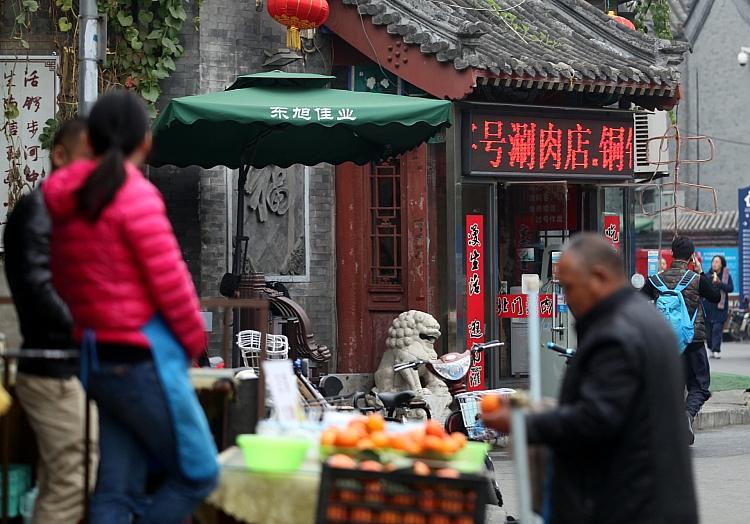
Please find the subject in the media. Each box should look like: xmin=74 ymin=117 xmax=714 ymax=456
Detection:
xmin=607 ymin=11 xmax=636 ymax=31
xmin=267 ymin=0 xmax=330 ymax=51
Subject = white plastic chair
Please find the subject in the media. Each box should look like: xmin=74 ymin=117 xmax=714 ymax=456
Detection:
xmin=236 ymin=330 xmax=289 ymax=373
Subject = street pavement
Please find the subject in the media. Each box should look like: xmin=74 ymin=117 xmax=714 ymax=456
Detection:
xmin=489 ymin=424 xmax=750 ymax=523
xmin=709 ymin=341 xmax=750 ymax=376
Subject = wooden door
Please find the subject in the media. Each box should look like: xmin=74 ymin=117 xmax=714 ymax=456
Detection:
xmin=336 ymin=145 xmax=436 ymax=373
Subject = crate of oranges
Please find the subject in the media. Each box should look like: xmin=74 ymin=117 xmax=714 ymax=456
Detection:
xmin=316 ymin=455 xmax=489 ymax=524
xmin=320 ymin=414 xmax=471 ymax=461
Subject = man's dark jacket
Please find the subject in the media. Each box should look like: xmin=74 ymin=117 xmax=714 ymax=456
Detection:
xmin=526 ymin=288 xmax=697 ymax=524
xmin=3 ymin=188 xmax=74 ymax=377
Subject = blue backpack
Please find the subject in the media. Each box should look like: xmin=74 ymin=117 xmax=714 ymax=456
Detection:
xmin=649 ymin=271 xmax=698 ymax=353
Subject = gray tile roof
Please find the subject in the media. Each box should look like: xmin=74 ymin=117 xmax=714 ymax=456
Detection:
xmin=341 ymin=0 xmax=688 ymax=95
xmin=651 ymin=210 xmax=738 ymax=232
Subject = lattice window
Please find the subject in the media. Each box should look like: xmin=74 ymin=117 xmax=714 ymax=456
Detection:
xmin=370 ymin=161 xmax=403 ymax=286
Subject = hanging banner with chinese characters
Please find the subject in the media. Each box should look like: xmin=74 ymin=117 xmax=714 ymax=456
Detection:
xmin=497 ymin=294 xmax=555 ymax=319
xmin=603 ymin=214 xmax=621 ymax=253
xmin=463 ymin=107 xmax=634 ymax=179
xmin=1 ymin=56 xmax=58 ymax=249
xmin=465 ymin=214 xmax=485 ymax=391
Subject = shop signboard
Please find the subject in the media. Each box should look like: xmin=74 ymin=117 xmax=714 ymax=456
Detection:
xmin=603 ymin=214 xmax=621 ymax=253
xmin=463 ymin=106 xmax=634 ymax=179
xmin=696 ymin=247 xmax=738 ymax=287
xmin=0 ymin=55 xmax=58 ymax=249
xmin=465 ymin=214 xmax=485 ymax=391
xmin=738 ymin=186 xmax=750 ymax=300
xmin=496 ymin=293 xmax=555 ymax=319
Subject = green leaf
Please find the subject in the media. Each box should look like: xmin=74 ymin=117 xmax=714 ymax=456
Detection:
xmin=138 ymin=10 xmax=154 ymax=24
xmin=20 ymin=39 xmax=30 ymax=50
xmin=59 ymin=0 xmax=73 ymax=12
xmin=140 ymin=85 xmax=160 ymax=103
xmin=153 ymin=68 xmax=169 ymax=79
xmin=58 ymin=16 xmax=73 ymax=32
xmin=147 ymin=54 xmax=156 ymax=66
xmin=130 ymin=39 xmax=143 ymax=50
xmin=161 ymin=55 xmax=175 ymax=71
xmin=117 ymin=10 xmax=134 ymax=27
xmin=168 ymin=4 xmax=187 ymax=21
xmin=15 ymin=13 xmax=27 ymax=25
xmin=161 ymin=36 xmax=177 ymax=54
xmin=22 ymin=0 xmax=39 ymax=12
xmin=146 ymin=29 xmax=163 ymax=39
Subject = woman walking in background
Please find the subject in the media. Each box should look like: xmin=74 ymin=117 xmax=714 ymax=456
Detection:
xmin=704 ymin=255 xmax=734 ymax=359
xmin=43 ymin=90 xmax=218 ymax=524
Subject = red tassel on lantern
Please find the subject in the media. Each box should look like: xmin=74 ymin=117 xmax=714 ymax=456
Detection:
xmin=267 ymin=0 xmax=330 ymax=51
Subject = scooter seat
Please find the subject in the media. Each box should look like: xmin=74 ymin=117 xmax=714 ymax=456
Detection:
xmin=377 ymin=390 xmax=416 ymax=409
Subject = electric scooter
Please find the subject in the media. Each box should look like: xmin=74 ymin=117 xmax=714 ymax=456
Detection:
xmin=390 ymin=340 xmax=506 ymax=507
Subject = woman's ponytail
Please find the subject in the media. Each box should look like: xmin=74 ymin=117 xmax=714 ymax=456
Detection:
xmin=76 ymin=91 xmax=149 ymax=222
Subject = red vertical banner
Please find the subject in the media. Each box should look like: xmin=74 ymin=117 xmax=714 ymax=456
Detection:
xmin=603 ymin=214 xmax=621 ymax=253
xmin=466 ymin=215 xmax=485 ymax=391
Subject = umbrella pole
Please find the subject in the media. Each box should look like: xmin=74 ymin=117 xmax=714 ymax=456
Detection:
xmin=233 ymin=164 xmax=250 ymax=276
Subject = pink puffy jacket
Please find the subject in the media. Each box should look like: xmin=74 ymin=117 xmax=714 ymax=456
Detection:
xmin=43 ymin=159 xmax=206 ymax=358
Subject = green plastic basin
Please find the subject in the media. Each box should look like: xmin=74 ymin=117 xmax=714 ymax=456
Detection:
xmin=236 ymin=434 xmax=311 ymax=473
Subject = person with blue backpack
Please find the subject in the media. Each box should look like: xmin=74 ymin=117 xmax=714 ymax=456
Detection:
xmin=643 ymin=236 xmax=720 ymax=445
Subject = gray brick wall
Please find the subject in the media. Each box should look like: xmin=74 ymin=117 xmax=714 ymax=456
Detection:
xmin=678 ymin=0 xmax=750 ymax=212
xmin=283 ymin=164 xmax=336 ymax=362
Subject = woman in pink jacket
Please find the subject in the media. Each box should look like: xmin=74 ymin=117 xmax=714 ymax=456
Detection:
xmin=44 ymin=91 xmax=218 ymax=524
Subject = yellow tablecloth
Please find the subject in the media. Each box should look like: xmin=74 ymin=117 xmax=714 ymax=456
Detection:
xmin=204 ymin=446 xmax=321 ymax=524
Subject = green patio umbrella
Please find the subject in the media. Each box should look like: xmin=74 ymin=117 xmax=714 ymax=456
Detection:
xmin=151 ymin=71 xmax=452 ymax=275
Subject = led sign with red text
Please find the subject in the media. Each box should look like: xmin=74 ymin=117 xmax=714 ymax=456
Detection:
xmin=463 ymin=110 xmax=634 ymax=177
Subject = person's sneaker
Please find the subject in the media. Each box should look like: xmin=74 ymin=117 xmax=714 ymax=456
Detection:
xmin=714 ymin=352 xmax=721 ymax=359
xmin=686 ymin=412 xmax=695 ymax=446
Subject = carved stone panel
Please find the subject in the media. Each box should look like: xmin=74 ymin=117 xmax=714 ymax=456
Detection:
xmin=243 ymin=165 xmax=308 ymax=279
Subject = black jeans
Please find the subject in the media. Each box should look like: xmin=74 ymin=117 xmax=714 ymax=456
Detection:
xmin=705 ymin=319 xmax=724 ymax=353
xmin=683 ymin=341 xmax=711 ymax=417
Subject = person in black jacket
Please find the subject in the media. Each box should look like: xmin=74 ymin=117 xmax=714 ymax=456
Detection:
xmin=486 ymin=234 xmax=697 ymax=524
xmin=3 ymin=119 xmax=95 ymax=524
xmin=642 ymin=236 xmax=720 ymax=444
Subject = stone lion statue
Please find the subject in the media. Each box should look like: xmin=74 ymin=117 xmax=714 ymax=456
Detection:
xmin=374 ymin=311 xmax=450 ymax=418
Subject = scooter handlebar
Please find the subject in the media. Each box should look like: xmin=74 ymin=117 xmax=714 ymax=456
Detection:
xmin=471 ymin=340 xmax=504 ymax=352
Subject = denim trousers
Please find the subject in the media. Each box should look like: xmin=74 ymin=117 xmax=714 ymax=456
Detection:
xmin=88 ymin=359 xmax=217 ymax=524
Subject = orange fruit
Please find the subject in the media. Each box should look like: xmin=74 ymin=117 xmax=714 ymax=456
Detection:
xmin=366 ymin=413 xmax=385 ymax=433
xmin=405 ymin=439 xmax=423 ymax=455
xmin=328 ymin=454 xmax=357 ymax=469
xmin=450 ymin=432 xmax=468 ymax=448
xmin=371 ymin=431 xmax=389 ymax=449
xmin=320 ymin=428 xmax=338 ymax=447
xmin=441 ymin=437 xmax=460 ymax=455
xmin=436 ymin=468 xmax=460 ymax=479
xmin=413 ymin=461 xmax=430 ymax=476
xmin=425 ymin=419 xmax=446 ymax=438
xmin=348 ymin=420 xmax=369 ymax=437
xmin=422 ymin=435 xmax=445 ymax=453
xmin=480 ymin=393 xmax=501 ymax=414
xmin=357 ymin=438 xmax=375 ymax=451
xmin=335 ymin=429 xmax=360 ymax=448
xmin=359 ymin=460 xmax=383 ymax=472
xmin=389 ymin=434 xmax=409 ymax=451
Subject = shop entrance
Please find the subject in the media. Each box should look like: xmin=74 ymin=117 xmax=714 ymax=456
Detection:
xmin=495 ymin=182 xmax=580 ymax=396
xmin=461 ymin=180 xmax=631 ymax=393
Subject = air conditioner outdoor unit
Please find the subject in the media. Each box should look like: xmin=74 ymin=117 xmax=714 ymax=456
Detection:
xmin=633 ymin=110 xmax=670 ymax=177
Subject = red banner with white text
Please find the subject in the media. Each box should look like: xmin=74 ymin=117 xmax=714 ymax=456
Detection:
xmin=466 ymin=215 xmax=485 ymax=391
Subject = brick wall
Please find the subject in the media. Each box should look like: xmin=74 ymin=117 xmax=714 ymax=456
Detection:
xmin=0 ymin=0 xmax=338 ymax=358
